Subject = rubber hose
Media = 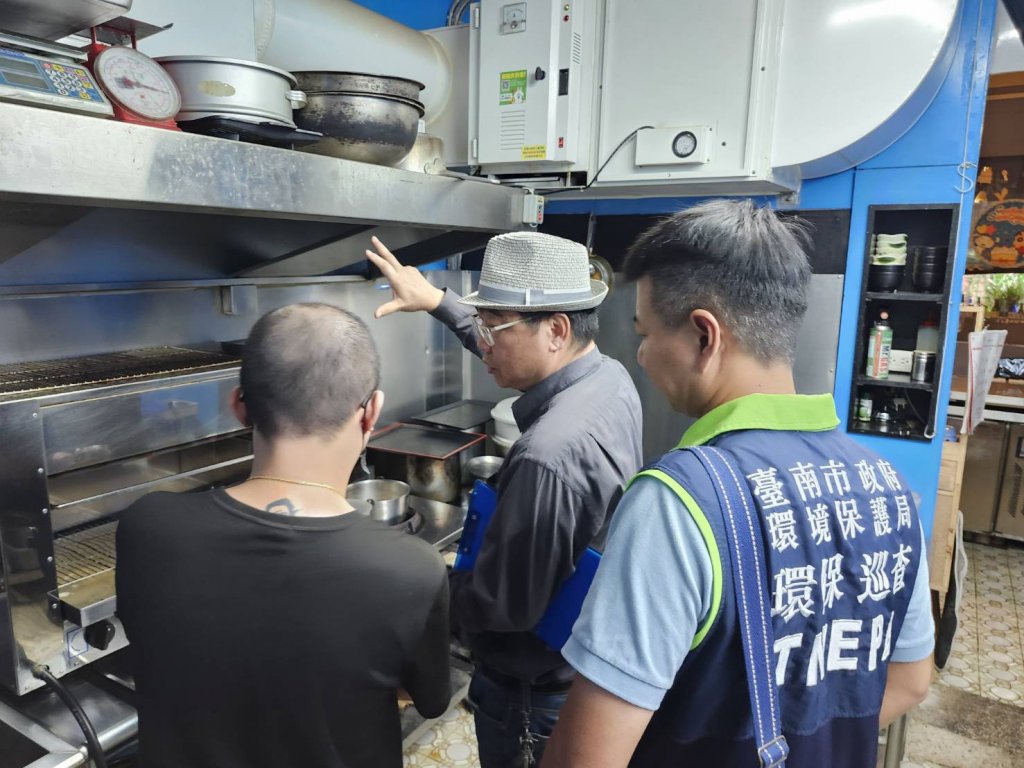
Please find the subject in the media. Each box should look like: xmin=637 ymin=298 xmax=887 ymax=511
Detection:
xmin=31 ymin=664 xmax=109 ymax=768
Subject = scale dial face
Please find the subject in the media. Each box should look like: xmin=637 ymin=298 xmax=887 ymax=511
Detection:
xmin=93 ymin=46 xmax=180 ymax=121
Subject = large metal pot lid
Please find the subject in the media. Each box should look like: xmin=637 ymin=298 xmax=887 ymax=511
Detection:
xmin=154 ymin=56 xmax=298 ymax=85
xmin=291 ymin=71 xmax=426 ymax=90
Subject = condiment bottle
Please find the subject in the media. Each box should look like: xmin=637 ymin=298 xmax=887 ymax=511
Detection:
xmin=865 ymin=311 xmax=894 ymax=379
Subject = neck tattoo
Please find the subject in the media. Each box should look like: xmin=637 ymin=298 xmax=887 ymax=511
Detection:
xmin=266 ymin=498 xmax=300 ymax=516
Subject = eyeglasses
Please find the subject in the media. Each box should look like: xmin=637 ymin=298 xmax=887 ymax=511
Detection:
xmin=472 ymin=314 xmax=527 ymax=346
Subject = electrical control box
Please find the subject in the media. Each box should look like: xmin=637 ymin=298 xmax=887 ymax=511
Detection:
xmin=470 ymin=0 xmax=599 ymax=173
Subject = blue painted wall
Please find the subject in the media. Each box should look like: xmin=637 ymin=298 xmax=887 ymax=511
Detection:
xmin=367 ymin=0 xmax=998 ymax=534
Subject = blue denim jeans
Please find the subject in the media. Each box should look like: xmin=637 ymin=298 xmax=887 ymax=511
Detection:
xmin=465 ymin=669 xmax=569 ymax=768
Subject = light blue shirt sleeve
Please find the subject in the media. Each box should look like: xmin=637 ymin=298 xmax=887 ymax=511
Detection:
xmin=890 ymin=524 xmax=935 ymax=662
xmin=561 ymin=476 xmax=715 ymax=710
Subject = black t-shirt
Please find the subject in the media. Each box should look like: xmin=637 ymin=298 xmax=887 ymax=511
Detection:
xmin=115 ymin=488 xmax=450 ymax=768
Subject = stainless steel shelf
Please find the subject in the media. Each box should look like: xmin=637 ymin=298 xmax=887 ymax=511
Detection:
xmin=0 ymin=102 xmax=530 ymax=279
xmin=0 ymin=102 xmax=526 ymax=231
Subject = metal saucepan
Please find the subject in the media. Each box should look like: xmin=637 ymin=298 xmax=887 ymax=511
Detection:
xmin=345 ymin=478 xmax=410 ymax=524
xmin=156 ymin=56 xmax=307 ymax=127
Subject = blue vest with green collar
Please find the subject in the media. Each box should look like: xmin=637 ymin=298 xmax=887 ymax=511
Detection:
xmin=628 ymin=426 xmax=922 ymax=768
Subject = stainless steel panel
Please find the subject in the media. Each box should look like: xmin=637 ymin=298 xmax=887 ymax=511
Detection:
xmin=48 ymin=436 xmax=252 ymax=532
xmin=0 ymin=400 xmax=64 ymax=695
xmin=42 ymin=371 xmax=242 ymax=474
xmin=996 ymin=424 xmax=1024 ymax=540
xmin=793 ymin=274 xmax=844 ymax=400
xmin=956 ymin=419 xmax=1007 ymax=533
xmin=0 ymin=0 xmax=131 ymax=40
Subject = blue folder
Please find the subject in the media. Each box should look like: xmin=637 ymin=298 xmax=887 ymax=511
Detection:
xmin=454 ymin=480 xmax=600 ymax=650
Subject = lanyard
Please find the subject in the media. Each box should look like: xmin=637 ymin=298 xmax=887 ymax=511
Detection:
xmin=689 ymin=446 xmax=789 ymax=768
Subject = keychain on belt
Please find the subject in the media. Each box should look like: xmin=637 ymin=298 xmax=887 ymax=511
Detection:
xmin=519 ymin=680 xmax=537 ymax=767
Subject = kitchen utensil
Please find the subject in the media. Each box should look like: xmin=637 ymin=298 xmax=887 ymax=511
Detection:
xmin=176 ymin=116 xmax=322 ymax=148
xmin=464 ymin=455 xmax=504 ymax=485
xmin=491 ymin=397 xmax=522 ymax=442
xmin=345 ymin=478 xmax=410 ymax=523
xmin=368 ymin=423 xmax=486 ymax=503
xmin=294 ymin=90 xmax=424 ymax=166
xmin=156 ymin=56 xmax=306 ymax=127
xmin=292 ymin=71 xmax=425 ymax=102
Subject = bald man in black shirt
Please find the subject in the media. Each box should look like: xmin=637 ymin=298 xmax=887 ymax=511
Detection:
xmin=116 ymin=304 xmax=451 ymax=768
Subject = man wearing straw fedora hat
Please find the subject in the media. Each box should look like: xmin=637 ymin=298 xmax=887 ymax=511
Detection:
xmin=367 ymin=232 xmax=642 ymax=766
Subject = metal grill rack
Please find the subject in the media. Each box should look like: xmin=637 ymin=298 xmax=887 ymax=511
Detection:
xmin=54 ymin=522 xmax=118 ymax=588
xmin=0 ymin=346 xmax=238 ymax=398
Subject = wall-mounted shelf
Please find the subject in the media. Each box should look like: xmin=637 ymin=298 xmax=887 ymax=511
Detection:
xmin=849 ymin=204 xmax=960 ymax=441
xmin=865 ymin=292 xmax=945 ymax=302
xmin=856 ymin=374 xmax=934 ymax=391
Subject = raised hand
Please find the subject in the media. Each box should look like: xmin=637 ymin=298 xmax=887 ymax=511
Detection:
xmin=365 ymin=236 xmax=445 ymax=318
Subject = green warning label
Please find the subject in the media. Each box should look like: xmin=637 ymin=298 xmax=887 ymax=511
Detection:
xmin=499 ymin=70 xmax=527 ymax=105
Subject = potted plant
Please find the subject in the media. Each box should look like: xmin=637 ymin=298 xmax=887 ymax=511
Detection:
xmin=989 ymin=273 xmax=1018 ymax=313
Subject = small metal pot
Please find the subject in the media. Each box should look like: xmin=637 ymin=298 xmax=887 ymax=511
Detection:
xmin=345 ymin=478 xmax=410 ymax=524
xmin=463 ymin=455 xmax=503 ymax=485
xmin=156 ymin=56 xmax=306 ymax=127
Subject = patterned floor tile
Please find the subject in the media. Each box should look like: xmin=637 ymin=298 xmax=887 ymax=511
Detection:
xmin=405 ymin=704 xmax=480 ymax=768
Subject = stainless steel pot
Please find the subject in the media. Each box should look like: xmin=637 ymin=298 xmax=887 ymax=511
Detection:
xmin=294 ymin=91 xmax=424 ymax=166
xmin=156 ymin=56 xmax=306 ymax=127
xmin=345 ymin=478 xmax=410 ymax=524
xmin=464 ymin=455 xmax=504 ymax=485
xmin=292 ymin=71 xmax=425 ymax=102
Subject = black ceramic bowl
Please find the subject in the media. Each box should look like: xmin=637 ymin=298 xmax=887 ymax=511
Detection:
xmin=912 ymin=270 xmax=944 ymax=292
xmin=868 ymin=264 xmax=905 ymax=292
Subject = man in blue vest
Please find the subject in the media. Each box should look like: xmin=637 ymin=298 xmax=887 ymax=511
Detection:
xmin=542 ymin=199 xmax=935 ymax=767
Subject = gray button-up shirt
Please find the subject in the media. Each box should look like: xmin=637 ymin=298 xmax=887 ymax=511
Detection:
xmin=434 ymin=289 xmax=643 ymax=681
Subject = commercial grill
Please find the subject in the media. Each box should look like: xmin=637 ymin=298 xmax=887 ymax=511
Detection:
xmin=0 ymin=347 xmax=251 ymax=695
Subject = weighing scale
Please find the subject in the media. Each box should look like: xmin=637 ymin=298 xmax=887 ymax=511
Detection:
xmin=0 ymin=28 xmax=182 ymax=130
xmin=89 ymin=42 xmax=180 ymax=129
xmin=0 ymin=31 xmax=112 ymax=117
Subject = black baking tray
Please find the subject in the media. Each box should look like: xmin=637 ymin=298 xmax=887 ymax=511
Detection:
xmin=407 ymin=399 xmax=496 ymax=432
xmin=369 ymin=423 xmax=485 ymax=459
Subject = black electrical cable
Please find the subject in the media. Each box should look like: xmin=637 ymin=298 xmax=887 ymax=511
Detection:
xmin=31 ymin=664 xmax=109 ymax=768
xmin=540 ymin=125 xmax=655 ymax=196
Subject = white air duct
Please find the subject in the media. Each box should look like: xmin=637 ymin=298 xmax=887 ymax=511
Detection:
xmin=134 ymin=0 xmax=453 ymax=119
xmin=254 ymin=0 xmax=453 ymax=118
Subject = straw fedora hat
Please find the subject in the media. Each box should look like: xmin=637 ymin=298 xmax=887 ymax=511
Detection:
xmin=458 ymin=232 xmax=607 ymax=312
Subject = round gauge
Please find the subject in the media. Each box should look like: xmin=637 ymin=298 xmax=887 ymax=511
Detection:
xmin=93 ymin=46 xmax=181 ymax=121
xmin=672 ymin=130 xmax=698 ymax=159
xmin=589 ymin=254 xmax=614 ymax=292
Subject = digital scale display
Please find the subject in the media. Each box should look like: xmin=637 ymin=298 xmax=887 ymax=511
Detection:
xmin=0 ymin=46 xmax=112 ymax=117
